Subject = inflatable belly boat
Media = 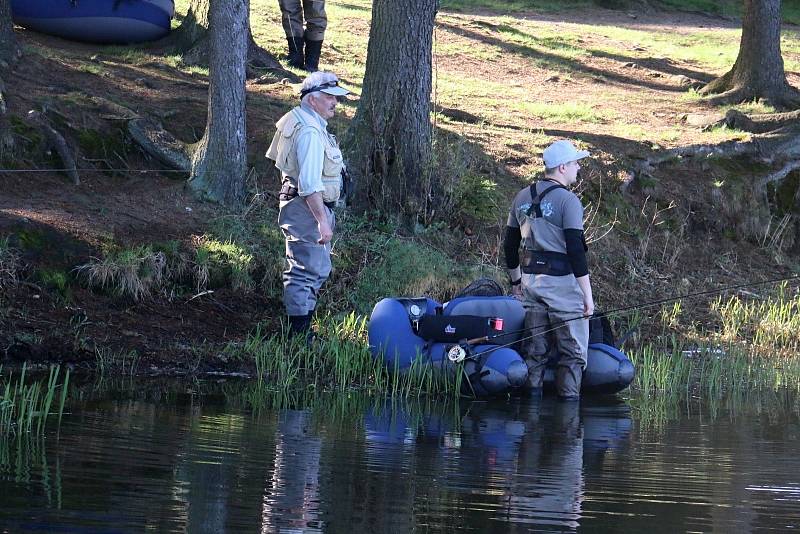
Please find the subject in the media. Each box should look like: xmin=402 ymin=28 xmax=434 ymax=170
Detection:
xmin=368 ymin=295 xmax=635 ymax=397
xmin=11 ymin=0 xmax=174 ymax=44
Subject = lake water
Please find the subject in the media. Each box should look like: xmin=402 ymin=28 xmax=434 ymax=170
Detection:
xmin=2 ymin=383 xmax=799 ymax=533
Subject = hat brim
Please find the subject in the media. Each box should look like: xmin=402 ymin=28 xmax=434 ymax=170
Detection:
xmin=320 ymin=86 xmax=350 ymax=96
xmin=575 ymin=150 xmax=590 ymax=160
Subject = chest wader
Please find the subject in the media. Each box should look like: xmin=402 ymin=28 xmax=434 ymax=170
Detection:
xmin=520 ymin=182 xmax=588 ymax=400
xmin=267 ymin=108 xmax=342 ymax=338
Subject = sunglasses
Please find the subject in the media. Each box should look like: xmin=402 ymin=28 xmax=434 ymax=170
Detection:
xmin=300 ymin=80 xmax=340 ymax=99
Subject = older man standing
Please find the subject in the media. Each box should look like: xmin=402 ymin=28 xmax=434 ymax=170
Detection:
xmin=266 ymin=71 xmax=350 ymax=339
xmin=278 ymin=0 xmax=327 ymax=72
xmin=503 ymin=140 xmax=595 ymax=400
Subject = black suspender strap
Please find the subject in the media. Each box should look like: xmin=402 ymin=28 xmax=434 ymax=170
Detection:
xmin=526 ymin=181 xmax=566 ymax=217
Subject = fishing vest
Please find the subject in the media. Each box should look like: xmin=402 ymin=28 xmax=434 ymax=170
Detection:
xmin=266 ymin=106 xmax=344 ymax=204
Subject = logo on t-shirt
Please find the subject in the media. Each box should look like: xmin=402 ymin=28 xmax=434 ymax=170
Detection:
xmin=541 ymin=200 xmax=554 ymax=218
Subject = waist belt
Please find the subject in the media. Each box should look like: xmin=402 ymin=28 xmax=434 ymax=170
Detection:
xmin=522 ymin=250 xmax=572 ymax=276
xmin=280 ymin=180 xmax=336 ymax=209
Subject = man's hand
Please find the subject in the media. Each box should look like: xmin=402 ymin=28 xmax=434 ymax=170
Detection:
xmin=318 ymin=220 xmax=333 ymax=244
xmin=583 ymin=294 xmax=594 ymax=317
xmin=511 ymin=284 xmax=523 ymax=299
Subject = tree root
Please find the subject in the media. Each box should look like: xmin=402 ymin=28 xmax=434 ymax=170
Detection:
xmin=758 ymin=159 xmax=800 ymax=187
xmin=127 ymin=118 xmax=191 ymax=171
xmin=630 ymin=106 xmax=800 ymax=192
xmin=26 ymin=110 xmax=80 ymax=185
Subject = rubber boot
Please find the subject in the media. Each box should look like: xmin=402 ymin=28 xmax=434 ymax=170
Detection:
xmin=556 ymin=364 xmax=582 ymax=401
xmin=286 ymin=37 xmax=305 ymax=69
xmin=304 ymin=38 xmax=323 ymax=72
xmin=288 ymin=313 xmax=312 ymax=339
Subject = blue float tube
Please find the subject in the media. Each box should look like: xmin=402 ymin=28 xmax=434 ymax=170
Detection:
xmin=11 ymin=0 xmax=174 ymax=44
xmin=368 ymin=296 xmax=635 ymax=397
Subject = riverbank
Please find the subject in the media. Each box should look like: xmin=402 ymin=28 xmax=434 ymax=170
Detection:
xmin=2 ymin=0 xmax=800 ymax=385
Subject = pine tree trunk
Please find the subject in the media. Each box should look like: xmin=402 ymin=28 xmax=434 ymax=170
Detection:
xmin=0 ymin=0 xmax=19 ymax=66
xmin=187 ymin=0 xmax=248 ymax=206
xmin=701 ymin=0 xmax=800 ymax=108
xmin=0 ymin=0 xmax=20 ymax=117
xmin=345 ymin=0 xmax=438 ymax=221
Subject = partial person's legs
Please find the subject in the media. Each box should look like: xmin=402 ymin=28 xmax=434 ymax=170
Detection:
xmin=278 ymin=0 xmax=306 ymax=68
xmin=523 ymin=299 xmax=551 ymax=394
xmin=302 ymin=0 xmax=327 ymax=71
xmin=550 ymin=310 xmax=588 ymax=399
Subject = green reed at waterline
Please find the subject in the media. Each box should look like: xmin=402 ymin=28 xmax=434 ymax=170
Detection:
xmin=1 ymin=364 xmax=70 ymax=437
xmin=230 ymin=313 xmax=463 ymax=399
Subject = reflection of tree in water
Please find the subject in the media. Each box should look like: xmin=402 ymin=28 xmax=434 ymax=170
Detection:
xmin=260 ymin=409 xmax=323 ymax=533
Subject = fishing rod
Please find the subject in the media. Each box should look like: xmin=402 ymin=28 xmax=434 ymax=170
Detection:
xmin=445 ymin=272 xmax=800 ymax=363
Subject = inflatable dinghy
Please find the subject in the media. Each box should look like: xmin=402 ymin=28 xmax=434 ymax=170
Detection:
xmin=368 ymin=295 xmax=635 ymax=397
xmin=11 ymin=0 xmax=174 ymax=44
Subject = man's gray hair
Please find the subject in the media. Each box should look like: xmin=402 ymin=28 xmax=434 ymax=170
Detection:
xmin=300 ymin=71 xmax=339 ymax=106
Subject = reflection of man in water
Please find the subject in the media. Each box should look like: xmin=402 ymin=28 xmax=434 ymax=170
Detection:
xmin=260 ymin=410 xmax=322 ymax=532
xmin=508 ymin=401 xmax=585 ymax=530
xmin=465 ymin=400 xmax=585 ymax=531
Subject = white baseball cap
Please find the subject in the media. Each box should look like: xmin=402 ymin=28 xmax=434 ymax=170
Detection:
xmin=543 ymin=140 xmax=590 ymax=168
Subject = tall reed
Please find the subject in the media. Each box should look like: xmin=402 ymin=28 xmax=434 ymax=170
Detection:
xmin=231 ymin=313 xmax=463 ymax=400
xmin=0 ymin=364 xmax=70 ymax=438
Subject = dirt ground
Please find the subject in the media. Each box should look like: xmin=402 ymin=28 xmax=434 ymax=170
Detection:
xmin=1 ymin=5 xmax=797 ymax=374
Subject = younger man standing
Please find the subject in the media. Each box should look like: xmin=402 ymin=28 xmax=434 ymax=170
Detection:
xmin=503 ymin=140 xmax=595 ymax=400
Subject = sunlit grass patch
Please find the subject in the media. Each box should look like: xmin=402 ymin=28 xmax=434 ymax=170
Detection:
xmin=99 ymin=46 xmax=151 ymax=65
xmin=193 ymin=236 xmax=254 ymax=292
xmin=440 ymin=0 xmax=591 ymax=13
xmin=518 ymin=101 xmax=608 ymax=123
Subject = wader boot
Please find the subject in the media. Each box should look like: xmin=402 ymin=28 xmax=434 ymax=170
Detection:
xmin=304 ymin=38 xmax=323 ymax=72
xmin=288 ymin=313 xmax=312 ymax=339
xmin=556 ymin=363 xmax=582 ymax=401
xmin=286 ymin=37 xmax=305 ymax=69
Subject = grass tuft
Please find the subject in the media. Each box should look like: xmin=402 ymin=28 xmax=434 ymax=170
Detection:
xmin=0 ymin=238 xmax=20 ymax=290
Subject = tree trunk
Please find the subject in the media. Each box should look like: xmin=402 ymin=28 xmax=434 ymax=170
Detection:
xmin=700 ymin=0 xmax=800 ymax=108
xmin=344 ymin=0 xmax=438 ymax=222
xmin=187 ymin=0 xmax=248 ymax=206
xmin=175 ymin=0 xmax=295 ymax=82
xmin=0 ymin=0 xmax=19 ymax=66
xmin=1 ymin=1 xmax=20 ymax=118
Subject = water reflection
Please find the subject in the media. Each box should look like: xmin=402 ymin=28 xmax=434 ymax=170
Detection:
xmin=362 ymin=398 xmax=632 ymax=532
xmin=1 ymin=380 xmax=799 ymax=532
xmin=261 ymin=410 xmax=323 ymax=532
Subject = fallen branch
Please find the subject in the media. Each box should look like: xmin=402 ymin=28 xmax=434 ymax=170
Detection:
xmin=26 ymin=110 xmax=80 ymax=185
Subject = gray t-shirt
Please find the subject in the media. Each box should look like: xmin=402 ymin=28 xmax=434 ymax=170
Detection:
xmin=506 ymin=181 xmax=584 ymax=253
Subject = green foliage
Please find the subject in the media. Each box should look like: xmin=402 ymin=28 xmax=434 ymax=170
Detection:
xmin=36 ymin=269 xmax=71 ymax=300
xmin=77 ymin=127 xmax=127 ymax=160
xmin=194 ymin=237 xmax=254 ymax=291
xmin=453 ymin=173 xmax=503 ymax=223
xmin=343 ymin=235 xmax=473 ymax=314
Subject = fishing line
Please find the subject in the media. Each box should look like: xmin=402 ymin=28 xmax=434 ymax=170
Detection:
xmin=451 ymin=272 xmax=800 ymax=361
